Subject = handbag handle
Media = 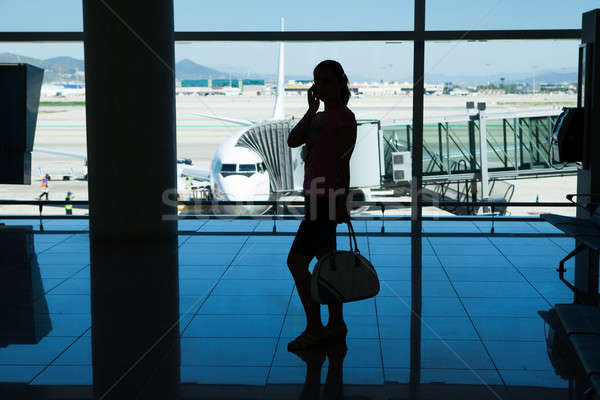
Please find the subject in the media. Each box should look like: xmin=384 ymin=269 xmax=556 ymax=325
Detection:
xmin=345 ymin=220 xmax=360 ymax=254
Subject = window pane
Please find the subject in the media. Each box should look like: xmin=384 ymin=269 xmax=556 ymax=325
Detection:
xmin=427 ymin=0 xmax=595 ymax=30
xmin=423 ymin=40 xmax=579 ymax=217
xmin=175 ymin=0 xmax=413 ymax=31
xmin=0 ymin=1 xmax=82 ymax=31
xmin=175 ymin=41 xmax=413 ymax=220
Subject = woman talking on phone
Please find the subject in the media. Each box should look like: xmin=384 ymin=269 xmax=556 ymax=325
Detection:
xmin=286 ymin=60 xmax=357 ymax=351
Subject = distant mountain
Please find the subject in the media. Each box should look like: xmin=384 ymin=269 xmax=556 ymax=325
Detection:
xmin=0 ymin=52 xmax=579 ymax=85
xmin=425 ymin=70 xmax=577 ymax=86
xmin=45 ymin=56 xmax=85 ymax=71
xmin=0 ymin=53 xmax=84 ymax=83
xmin=175 ymin=59 xmax=226 ymax=80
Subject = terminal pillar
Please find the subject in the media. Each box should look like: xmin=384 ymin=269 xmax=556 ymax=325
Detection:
xmin=82 ymin=0 xmax=180 ymax=398
xmin=575 ymin=9 xmax=600 ymax=305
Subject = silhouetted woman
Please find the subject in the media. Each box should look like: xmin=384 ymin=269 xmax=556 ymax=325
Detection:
xmin=286 ymin=60 xmax=357 ymax=351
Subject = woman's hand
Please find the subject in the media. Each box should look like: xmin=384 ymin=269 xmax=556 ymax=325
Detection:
xmin=307 ymin=85 xmax=320 ymax=114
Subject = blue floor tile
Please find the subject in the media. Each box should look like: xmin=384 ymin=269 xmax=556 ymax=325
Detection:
xmin=43 ymin=295 xmax=91 ymax=314
xmin=499 ymin=369 xmax=568 ymax=388
xmin=485 ymin=340 xmax=555 ymax=371
xmin=212 ymin=279 xmax=294 ymax=296
xmin=472 ymin=316 xmax=546 ymax=341
xmin=52 ymin=337 xmax=91 ymax=365
xmin=518 ymin=267 xmax=573 ymax=282
xmin=178 ymin=266 xmax=227 ymax=280
xmin=421 ymin=368 xmax=503 ymax=385
xmin=178 ymin=251 xmax=238 ymax=266
xmin=38 ymin=265 xmax=86 ymax=279
xmin=444 ymin=266 xmax=524 ymax=282
xmin=198 ymin=294 xmax=290 ymax=315
xmin=385 ymin=368 xmax=503 ymax=386
xmin=379 ymin=280 xmax=456 ymax=297
xmin=36 ymin=252 xmax=90 ymax=265
xmin=48 ymin=278 xmax=90 ymax=295
xmin=437 ymin=255 xmax=512 ymax=268
xmin=462 ymin=298 xmax=550 ymax=318
xmin=379 ymin=315 xmax=478 ymax=340
xmin=452 ymin=281 xmax=541 ymax=298
xmin=382 ymin=339 xmax=494 ymax=369
xmin=181 ymin=338 xmax=277 ymax=366
xmin=183 ymin=314 xmax=285 ymax=338
xmin=0 ymin=337 xmax=76 ymax=366
xmin=376 ymin=266 xmax=448 ymax=281
xmin=531 ymin=282 xmax=575 ymax=299
xmin=376 ymin=296 xmax=467 ymax=317
xmin=232 ymin=253 xmax=287 ymax=266
xmin=179 ymin=279 xmax=217 ymax=296
xmin=0 ymin=365 xmax=46 ymax=383
xmin=46 ymin=314 xmax=91 ymax=337
xmin=223 ymin=266 xmax=291 ymax=280
xmin=181 ymin=365 xmax=268 ymax=385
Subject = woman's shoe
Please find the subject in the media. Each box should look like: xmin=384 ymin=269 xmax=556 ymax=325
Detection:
xmin=287 ymin=330 xmax=327 ymax=351
xmin=324 ymin=322 xmax=348 ymax=341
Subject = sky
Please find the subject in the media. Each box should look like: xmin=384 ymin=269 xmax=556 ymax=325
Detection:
xmin=0 ymin=0 xmax=597 ymax=80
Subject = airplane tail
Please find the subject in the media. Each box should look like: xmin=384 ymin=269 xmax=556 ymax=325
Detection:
xmin=271 ymin=18 xmax=285 ymax=120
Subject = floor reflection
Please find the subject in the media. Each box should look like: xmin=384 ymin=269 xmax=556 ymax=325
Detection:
xmin=0 ymin=225 xmax=51 ymax=347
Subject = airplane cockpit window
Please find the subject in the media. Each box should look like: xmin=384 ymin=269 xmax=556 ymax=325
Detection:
xmin=220 ymin=163 xmax=264 ymax=178
xmin=221 ymin=164 xmax=236 ymax=172
xmin=220 ymin=163 xmax=237 ymax=177
xmin=239 ymin=164 xmax=256 ymax=172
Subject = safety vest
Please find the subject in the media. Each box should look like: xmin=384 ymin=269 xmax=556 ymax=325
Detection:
xmin=65 ymin=197 xmax=73 ymax=210
xmin=41 ymin=178 xmax=48 ymax=188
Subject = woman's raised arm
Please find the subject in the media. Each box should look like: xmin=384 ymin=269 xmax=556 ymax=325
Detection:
xmin=287 ymin=109 xmax=316 ymax=148
xmin=287 ymin=85 xmax=320 ymax=148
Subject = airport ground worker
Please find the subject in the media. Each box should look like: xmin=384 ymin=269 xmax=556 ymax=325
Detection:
xmin=39 ymin=174 xmax=49 ymax=200
xmin=65 ymin=191 xmax=73 ymax=215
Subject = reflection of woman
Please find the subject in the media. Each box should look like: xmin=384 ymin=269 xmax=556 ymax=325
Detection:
xmin=286 ymin=60 xmax=357 ymax=350
xmin=288 ymin=339 xmax=348 ymax=400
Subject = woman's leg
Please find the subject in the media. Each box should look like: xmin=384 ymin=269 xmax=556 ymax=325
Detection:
xmin=287 ymin=251 xmax=326 ymax=335
xmin=314 ymin=248 xmax=346 ymax=328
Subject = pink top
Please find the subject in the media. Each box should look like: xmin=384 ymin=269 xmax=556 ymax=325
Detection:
xmin=302 ymin=106 xmax=357 ymax=196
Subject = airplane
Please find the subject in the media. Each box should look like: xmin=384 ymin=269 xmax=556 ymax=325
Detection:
xmin=33 ymin=17 xmax=374 ymax=216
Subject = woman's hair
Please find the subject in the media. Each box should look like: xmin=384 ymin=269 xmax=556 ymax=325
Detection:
xmin=313 ymin=60 xmax=351 ymax=106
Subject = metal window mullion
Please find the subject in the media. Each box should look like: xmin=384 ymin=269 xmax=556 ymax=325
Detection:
xmin=0 ymin=29 xmax=581 ymax=43
xmin=410 ymin=0 xmax=425 ymax=389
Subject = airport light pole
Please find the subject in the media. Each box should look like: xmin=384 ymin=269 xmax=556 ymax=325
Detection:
xmin=531 ymin=64 xmax=538 ymax=94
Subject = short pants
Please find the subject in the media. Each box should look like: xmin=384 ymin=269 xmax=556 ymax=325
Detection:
xmin=290 ymin=195 xmax=338 ymax=258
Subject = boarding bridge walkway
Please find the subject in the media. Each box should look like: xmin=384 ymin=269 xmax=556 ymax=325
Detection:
xmin=231 ymin=110 xmax=575 ymax=215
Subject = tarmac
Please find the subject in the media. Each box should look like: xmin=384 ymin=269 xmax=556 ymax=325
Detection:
xmin=0 ymin=93 xmax=577 ymax=216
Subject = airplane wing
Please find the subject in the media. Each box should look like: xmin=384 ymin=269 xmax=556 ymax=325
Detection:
xmin=192 ymin=113 xmax=255 ymax=126
xmin=178 ymin=164 xmax=211 ymax=181
xmin=33 ymin=147 xmax=87 ymax=162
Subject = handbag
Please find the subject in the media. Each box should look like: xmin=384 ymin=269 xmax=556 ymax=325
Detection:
xmin=310 ymin=220 xmax=379 ymax=304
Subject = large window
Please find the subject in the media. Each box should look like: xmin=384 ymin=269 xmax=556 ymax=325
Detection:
xmin=426 ymin=0 xmax=596 ymax=30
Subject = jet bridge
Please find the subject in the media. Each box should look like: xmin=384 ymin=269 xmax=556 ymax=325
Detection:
xmin=235 ymin=119 xmax=384 ymax=196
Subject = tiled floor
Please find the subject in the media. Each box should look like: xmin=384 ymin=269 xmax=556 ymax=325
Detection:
xmin=0 ymin=217 xmax=576 ymax=398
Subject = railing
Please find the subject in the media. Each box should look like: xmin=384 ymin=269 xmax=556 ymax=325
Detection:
xmin=0 ymin=199 xmax=579 ymax=236
xmin=381 ymin=113 xmax=575 ymax=180
xmin=0 ymin=199 xmax=577 ymax=218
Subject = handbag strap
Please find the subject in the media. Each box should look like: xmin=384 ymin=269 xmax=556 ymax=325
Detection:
xmin=345 ymin=220 xmax=360 ymax=254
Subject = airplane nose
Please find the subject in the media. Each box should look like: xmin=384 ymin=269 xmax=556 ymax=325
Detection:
xmin=221 ymin=175 xmax=261 ymax=201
